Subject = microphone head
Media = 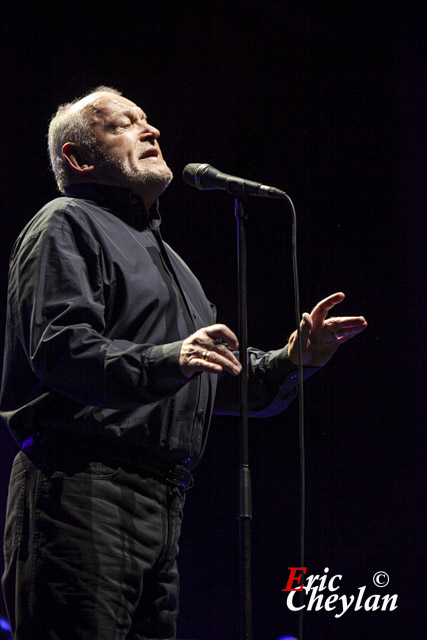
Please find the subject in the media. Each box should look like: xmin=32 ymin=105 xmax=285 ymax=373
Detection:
xmin=182 ymin=163 xmax=200 ymax=179
xmin=182 ymin=163 xmax=212 ymax=189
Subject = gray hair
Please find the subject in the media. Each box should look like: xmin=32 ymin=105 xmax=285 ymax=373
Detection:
xmin=48 ymin=85 xmax=122 ymax=193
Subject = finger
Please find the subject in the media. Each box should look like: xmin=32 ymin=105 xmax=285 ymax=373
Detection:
xmin=193 ymin=357 xmax=223 ymax=374
xmin=331 ymin=321 xmax=367 ymax=343
xmin=326 ymin=316 xmax=367 ymax=337
xmin=188 ymin=347 xmax=241 ymax=376
xmin=326 ymin=315 xmax=367 ymax=325
xmin=182 ymin=351 xmax=231 ymax=377
xmin=204 ymin=324 xmax=239 ymax=350
xmin=201 ymin=348 xmax=242 ymax=375
xmin=203 ymin=340 xmax=241 ymax=369
xmin=310 ymin=292 xmax=346 ymax=324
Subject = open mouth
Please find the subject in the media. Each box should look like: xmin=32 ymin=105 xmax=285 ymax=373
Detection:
xmin=140 ymin=149 xmax=159 ymax=159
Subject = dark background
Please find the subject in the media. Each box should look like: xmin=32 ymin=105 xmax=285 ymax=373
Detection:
xmin=0 ymin=1 xmax=425 ymax=638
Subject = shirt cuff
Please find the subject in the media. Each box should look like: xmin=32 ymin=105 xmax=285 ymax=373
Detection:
xmin=250 ymin=359 xmax=319 ymax=418
xmin=263 ymin=344 xmax=320 ymax=381
xmin=146 ymin=341 xmax=188 ymax=390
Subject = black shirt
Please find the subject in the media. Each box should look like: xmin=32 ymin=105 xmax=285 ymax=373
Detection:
xmin=0 ymin=183 xmax=312 ymax=468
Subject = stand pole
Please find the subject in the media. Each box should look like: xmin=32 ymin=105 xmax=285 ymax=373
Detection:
xmin=235 ymin=198 xmax=252 ymax=640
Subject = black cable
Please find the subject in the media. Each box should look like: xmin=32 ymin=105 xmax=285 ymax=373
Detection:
xmin=284 ymin=194 xmax=305 ymax=640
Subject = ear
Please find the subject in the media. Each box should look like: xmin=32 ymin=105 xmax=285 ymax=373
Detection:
xmin=62 ymin=142 xmax=95 ymax=174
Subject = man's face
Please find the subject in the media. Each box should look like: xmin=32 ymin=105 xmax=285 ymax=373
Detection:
xmin=84 ymin=92 xmax=173 ymax=207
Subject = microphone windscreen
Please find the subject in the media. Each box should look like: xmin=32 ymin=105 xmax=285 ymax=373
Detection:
xmin=182 ymin=163 xmax=200 ymax=183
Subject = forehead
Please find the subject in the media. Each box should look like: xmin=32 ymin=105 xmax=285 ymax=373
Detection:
xmin=77 ymin=92 xmax=145 ymax=123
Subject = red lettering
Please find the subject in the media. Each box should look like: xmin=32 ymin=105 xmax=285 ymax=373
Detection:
xmin=282 ymin=567 xmax=307 ymax=592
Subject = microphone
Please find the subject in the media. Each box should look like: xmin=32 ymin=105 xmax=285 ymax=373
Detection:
xmin=182 ymin=163 xmax=288 ymax=199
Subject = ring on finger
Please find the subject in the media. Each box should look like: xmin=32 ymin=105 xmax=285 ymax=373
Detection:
xmin=202 ymin=350 xmax=211 ymax=361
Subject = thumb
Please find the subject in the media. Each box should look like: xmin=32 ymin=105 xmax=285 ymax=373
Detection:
xmin=300 ymin=312 xmax=313 ymax=342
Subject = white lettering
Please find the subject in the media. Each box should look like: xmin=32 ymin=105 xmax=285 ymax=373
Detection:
xmin=285 ymin=571 xmax=399 ymax=619
xmin=304 ymin=573 xmax=320 ymax=592
xmin=354 ymin=586 xmax=366 ymax=611
xmin=335 ymin=594 xmax=355 ymax=618
xmin=364 ymin=594 xmax=381 ymax=612
xmin=381 ymin=594 xmax=398 ymax=611
xmin=306 ymin=586 xmax=324 ymax=612
xmin=328 ymin=574 xmax=342 ymax=591
xmin=318 ymin=567 xmax=330 ymax=591
xmin=324 ymin=594 xmax=339 ymax=611
xmin=286 ymin=590 xmax=305 ymax=612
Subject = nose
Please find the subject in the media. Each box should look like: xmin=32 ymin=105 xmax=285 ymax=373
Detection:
xmin=139 ymin=120 xmax=160 ymax=141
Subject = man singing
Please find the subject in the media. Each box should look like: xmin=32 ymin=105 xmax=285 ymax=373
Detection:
xmin=0 ymin=86 xmax=366 ymax=639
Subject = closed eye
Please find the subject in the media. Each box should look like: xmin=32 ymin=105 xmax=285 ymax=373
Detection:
xmin=105 ymin=118 xmax=132 ymax=132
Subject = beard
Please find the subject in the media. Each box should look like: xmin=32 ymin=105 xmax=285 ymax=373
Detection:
xmin=94 ymin=147 xmax=173 ymax=199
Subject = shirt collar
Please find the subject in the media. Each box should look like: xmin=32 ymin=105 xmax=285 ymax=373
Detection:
xmin=64 ymin=183 xmax=161 ymax=231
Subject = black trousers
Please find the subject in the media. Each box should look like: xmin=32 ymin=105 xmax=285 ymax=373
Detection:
xmin=2 ymin=443 xmax=186 ymax=640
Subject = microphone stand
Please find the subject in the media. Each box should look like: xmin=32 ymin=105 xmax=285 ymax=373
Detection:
xmin=235 ymin=198 xmax=252 ymax=640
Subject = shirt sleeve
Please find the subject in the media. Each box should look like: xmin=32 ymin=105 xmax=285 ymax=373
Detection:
xmin=8 ymin=222 xmax=188 ymax=410
xmin=213 ymin=345 xmax=319 ymax=417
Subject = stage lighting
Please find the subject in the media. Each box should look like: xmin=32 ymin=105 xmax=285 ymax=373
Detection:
xmin=0 ymin=616 xmax=11 ymax=640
